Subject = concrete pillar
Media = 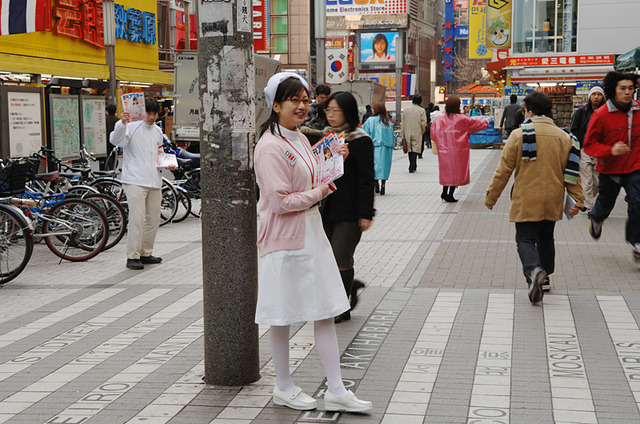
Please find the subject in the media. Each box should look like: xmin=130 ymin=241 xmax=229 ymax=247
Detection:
xmin=198 ymin=0 xmax=260 ymax=386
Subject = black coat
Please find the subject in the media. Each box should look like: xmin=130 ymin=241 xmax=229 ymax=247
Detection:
xmin=570 ymin=103 xmax=595 ymax=147
xmin=321 ymin=134 xmax=375 ymax=221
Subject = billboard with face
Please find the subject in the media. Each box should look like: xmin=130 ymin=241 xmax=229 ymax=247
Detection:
xmin=360 ymin=32 xmax=398 ymax=65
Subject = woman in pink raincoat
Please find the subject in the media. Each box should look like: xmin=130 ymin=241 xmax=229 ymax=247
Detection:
xmin=430 ymin=96 xmax=489 ymax=202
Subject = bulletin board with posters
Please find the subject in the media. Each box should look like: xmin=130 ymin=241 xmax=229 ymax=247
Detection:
xmin=80 ymin=97 xmax=108 ymax=157
xmin=0 ymin=86 xmax=46 ymax=159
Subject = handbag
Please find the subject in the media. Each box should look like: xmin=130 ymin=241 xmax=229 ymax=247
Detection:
xmin=402 ymin=137 xmax=408 ymax=154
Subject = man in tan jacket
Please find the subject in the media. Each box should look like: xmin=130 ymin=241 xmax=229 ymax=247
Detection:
xmin=484 ymin=92 xmax=584 ymax=304
xmin=401 ymin=94 xmax=427 ymax=173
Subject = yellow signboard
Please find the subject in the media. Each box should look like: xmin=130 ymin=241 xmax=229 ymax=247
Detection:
xmin=469 ymin=0 xmax=492 ymax=59
xmin=0 ymin=0 xmax=158 ymax=73
xmin=486 ymin=0 xmax=512 ymax=49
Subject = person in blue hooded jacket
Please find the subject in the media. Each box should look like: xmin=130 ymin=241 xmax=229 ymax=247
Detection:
xmin=363 ymin=103 xmax=395 ymax=195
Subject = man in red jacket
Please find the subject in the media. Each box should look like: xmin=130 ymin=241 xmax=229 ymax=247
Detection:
xmin=583 ymin=71 xmax=640 ymax=260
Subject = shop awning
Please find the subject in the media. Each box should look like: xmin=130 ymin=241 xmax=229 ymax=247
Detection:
xmin=614 ymin=46 xmax=640 ymax=71
xmin=0 ymin=53 xmax=173 ymax=85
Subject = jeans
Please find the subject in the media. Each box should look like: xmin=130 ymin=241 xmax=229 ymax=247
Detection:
xmin=515 ymin=220 xmax=556 ymax=284
xmin=589 ymin=170 xmax=640 ymax=245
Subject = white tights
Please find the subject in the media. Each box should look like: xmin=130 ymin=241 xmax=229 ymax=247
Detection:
xmin=270 ymin=318 xmax=348 ymax=396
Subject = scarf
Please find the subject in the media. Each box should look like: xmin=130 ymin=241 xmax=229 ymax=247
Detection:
xmin=324 ymin=124 xmax=370 ymax=141
xmin=520 ymin=117 xmax=580 ymax=184
xmin=611 ymin=98 xmax=632 ymax=113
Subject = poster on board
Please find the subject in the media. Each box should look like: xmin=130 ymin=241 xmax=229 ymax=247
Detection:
xmin=50 ymin=95 xmax=81 ymax=160
xmin=81 ymin=97 xmax=107 ymax=156
xmin=7 ymin=91 xmax=43 ymax=157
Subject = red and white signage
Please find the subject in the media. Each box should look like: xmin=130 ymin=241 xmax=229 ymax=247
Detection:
xmin=253 ymin=0 xmax=268 ymax=51
xmin=506 ymin=55 xmax=614 ymax=68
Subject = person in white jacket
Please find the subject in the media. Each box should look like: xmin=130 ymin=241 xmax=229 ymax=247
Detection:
xmin=110 ymin=97 xmax=172 ymax=270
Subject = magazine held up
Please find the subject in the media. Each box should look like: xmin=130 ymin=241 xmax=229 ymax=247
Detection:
xmin=312 ymin=132 xmax=345 ymax=185
xmin=121 ymin=92 xmax=146 ymax=122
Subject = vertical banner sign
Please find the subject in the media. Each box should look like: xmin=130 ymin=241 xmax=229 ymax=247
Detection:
xmin=443 ymin=0 xmax=455 ymax=82
xmin=562 ymin=0 xmax=574 ymax=52
xmin=326 ymin=49 xmax=349 ymax=84
xmin=253 ymin=0 xmax=268 ymax=51
xmin=469 ymin=0 xmax=492 ymax=59
xmin=486 ymin=0 xmax=511 ymax=49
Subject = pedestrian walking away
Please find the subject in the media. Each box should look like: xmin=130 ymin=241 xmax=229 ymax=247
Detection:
xmin=110 ymin=97 xmax=175 ymax=270
xmin=424 ymin=102 xmax=435 ymax=149
xmin=583 ymin=71 xmax=640 ymax=261
xmin=253 ymin=73 xmax=372 ymax=413
xmin=401 ymin=94 xmax=427 ymax=173
xmin=322 ymin=91 xmax=375 ymax=324
xmin=430 ymin=96 xmax=489 ymax=203
xmin=485 ymin=91 xmax=584 ymax=302
xmin=362 ymin=103 xmax=395 ymax=195
xmin=570 ymin=85 xmax=605 ymax=211
xmin=500 ymin=94 xmax=522 ymax=138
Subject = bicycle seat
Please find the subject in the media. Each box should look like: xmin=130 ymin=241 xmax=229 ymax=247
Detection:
xmin=68 ymin=167 xmax=91 ymax=174
xmin=93 ymin=170 xmax=117 ymax=177
xmin=36 ymin=172 xmax=60 ymax=182
xmin=177 ymin=158 xmax=192 ymax=168
xmin=58 ymin=172 xmax=79 ymax=179
xmin=177 ymin=149 xmax=200 ymax=168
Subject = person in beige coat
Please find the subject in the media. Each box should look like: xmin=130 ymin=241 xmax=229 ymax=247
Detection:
xmin=401 ymin=94 xmax=427 ymax=173
xmin=484 ymin=92 xmax=584 ymax=304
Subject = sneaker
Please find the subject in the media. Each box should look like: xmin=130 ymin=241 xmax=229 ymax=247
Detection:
xmin=126 ymin=259 xmax=144 ymax=270
xmin=273 ymin=386 xmax=317 ymax=410
xmin=324 ymin=390 xmax=372 ymax=413
xmin=140 ymin=255 xmax=162 ymax=264
xmin=528 ymin=267 xmax=546 ymax=304
xmin=589 ymin=217 xmax=602 ymax=240
xmin=542 ymin=277 xmax=550 ymax=292
xmin=633 ymin=244 xmax=640 ymax=262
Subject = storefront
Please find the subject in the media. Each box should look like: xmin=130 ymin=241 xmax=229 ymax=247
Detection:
xmin=0 ymin=0 xmax=171 ymax=159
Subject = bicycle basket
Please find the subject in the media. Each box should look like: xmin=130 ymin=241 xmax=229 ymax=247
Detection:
xmin=0 ymin=159 xmax=34 ymax=196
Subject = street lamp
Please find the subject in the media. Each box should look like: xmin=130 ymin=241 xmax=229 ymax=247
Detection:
xmin=103 ymin=0 xmax=117 ymax=106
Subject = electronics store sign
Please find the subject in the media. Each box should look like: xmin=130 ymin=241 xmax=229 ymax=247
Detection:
xmin=326 ymin=0 xmax=407 ymax=16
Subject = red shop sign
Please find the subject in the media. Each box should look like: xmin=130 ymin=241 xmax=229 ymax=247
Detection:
xmin=253 ymin=0 xmax=268 ymax=51
xmin=507 ymin=54 xmax=614 ymax=67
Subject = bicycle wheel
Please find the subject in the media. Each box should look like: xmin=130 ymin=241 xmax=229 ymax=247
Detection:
xmin=160 ymin=183 xmax=178 ymax=226
xmin=0 ymin=205 xmax=33 ymax=285
xmin=81 ymin=193 xmax=127 ymax=251
xmin=67 ymin=185 xmax=99 ymax=197
xmin=171 ymin=189 xmax=192 ymax=223
xmin=185 ymin=169 xmax=201 ymax=218
xmin=43 ymin=198 xmax=108 ymax=261
xmin=89 ymin=178 xmax=127 ymax=212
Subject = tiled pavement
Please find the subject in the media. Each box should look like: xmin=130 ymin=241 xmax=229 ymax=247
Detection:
xmin=0 ymin=148 xmax=639 ymax=424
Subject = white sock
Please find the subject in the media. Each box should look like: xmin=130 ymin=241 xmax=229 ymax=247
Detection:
xmin=270 ymin=325 xmax=295 ymax=392
xmin=315 ymin=318 xmax=348 ymax=396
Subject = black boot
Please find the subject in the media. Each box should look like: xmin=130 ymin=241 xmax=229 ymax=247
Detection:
xmin=380 ymin=180 xmax=386 ymax=195
xmin=335 ymin=269 xmax=354 ymax=323
xmin=351 ymin=279 xmax=365 ymax=310
xmin=441 ymin=186 xmax=449 ymax=202
xmin=374 ymin=180 xmax=380 ymax=194
xmin=447 ymin=186 xmax=458 ymax=203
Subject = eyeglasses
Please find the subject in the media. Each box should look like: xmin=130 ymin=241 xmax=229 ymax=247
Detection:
xmin=286 ymin=97 xmax=311 ymax=106
xmin=325 ymin=108 xmax=343 ymax=114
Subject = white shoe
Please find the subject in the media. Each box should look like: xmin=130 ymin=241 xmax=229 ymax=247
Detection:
xmin=273 ymin=386 xmax=317 ymax=410
xmin=324 ymin=390 xmax=372 ymax=413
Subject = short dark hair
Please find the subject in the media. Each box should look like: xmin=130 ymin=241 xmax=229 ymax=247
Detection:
xmin=316 ymin=84 xmax=331 ymax=96
xmin=445 ymin=97 xmax=461 ymax=115
xmin=510 ymin=94 xmax=517 ymax=104
xmin=602 ymin=71 xmax=638 ymax=100
xmin=145 ymin=97 xmax=160 ymax=114
xmin=412 ymin=94 xmax=422 ymax=105
xmin=106 ymin=104 xmax=117 ymax=115
xmin=523 ymin=91 xmax=553 ymax=118
xmin=326 ymin=91 xmax=360 ymax=132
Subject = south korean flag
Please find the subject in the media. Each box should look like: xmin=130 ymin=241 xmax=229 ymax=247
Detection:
xmin=325 ymin=49 xmax=349 ymax=84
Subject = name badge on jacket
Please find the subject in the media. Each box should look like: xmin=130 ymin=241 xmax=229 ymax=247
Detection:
xmin=283 ymin=150 xmax=297 ymax=166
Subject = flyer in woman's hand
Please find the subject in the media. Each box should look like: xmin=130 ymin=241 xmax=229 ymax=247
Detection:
xmin=312 ymin=132 xmax=345 ymax=184
xmin=121 ymin=92 xmax=145 ymax=122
